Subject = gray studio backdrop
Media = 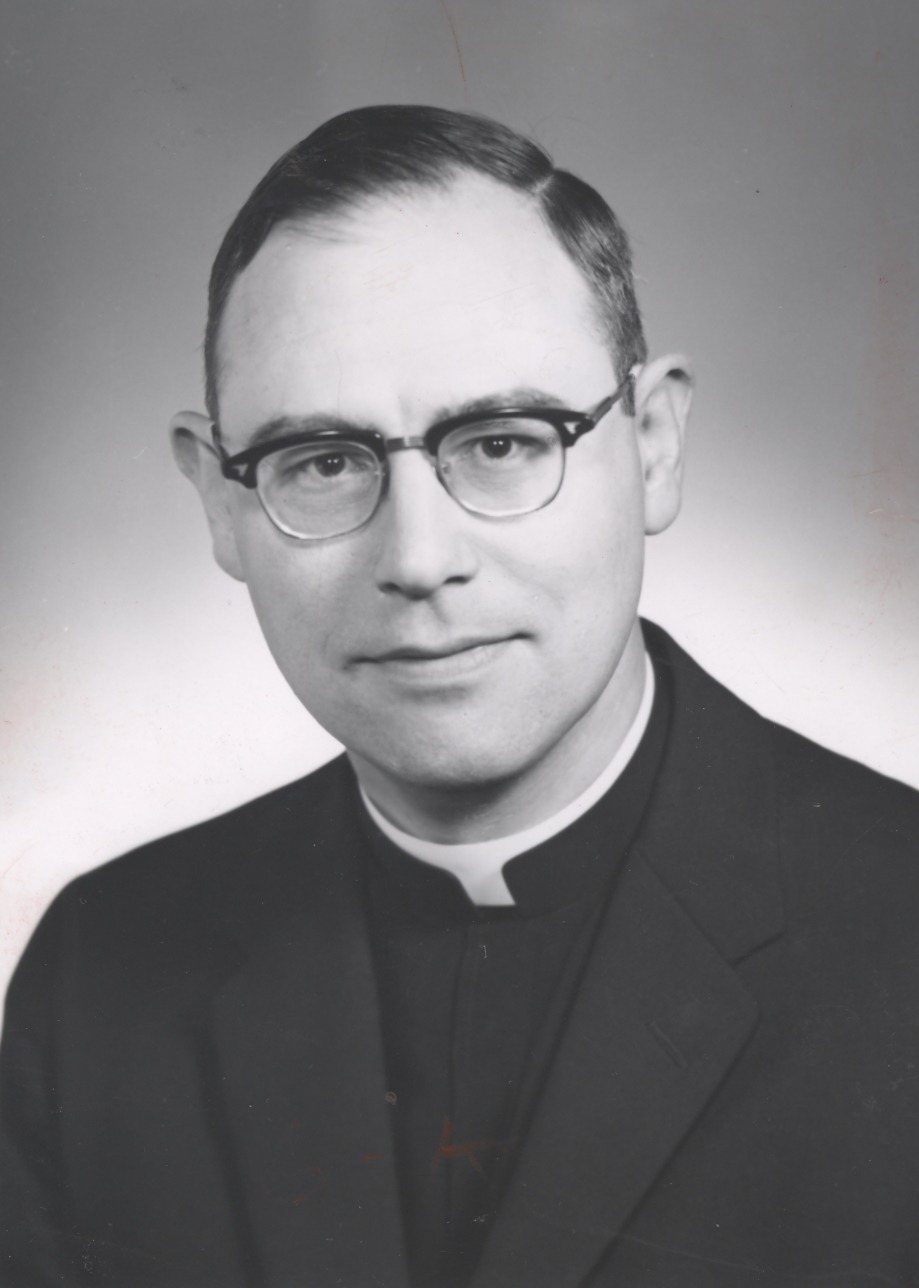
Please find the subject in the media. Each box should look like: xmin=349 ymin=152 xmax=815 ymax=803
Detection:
xmin=2 ymin=0 xmax=918 ymax=999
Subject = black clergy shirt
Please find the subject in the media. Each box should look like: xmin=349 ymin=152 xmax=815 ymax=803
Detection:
xmin=359 ymin=658 xmax=671 ymax=1288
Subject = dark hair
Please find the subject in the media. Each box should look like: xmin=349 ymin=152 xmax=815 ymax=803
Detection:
xmin=204 ymin=105 xmax=646 ymax=419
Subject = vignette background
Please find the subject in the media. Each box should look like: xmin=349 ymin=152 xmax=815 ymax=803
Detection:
xmin=2 ymin=0 xmax=918 ymax=1001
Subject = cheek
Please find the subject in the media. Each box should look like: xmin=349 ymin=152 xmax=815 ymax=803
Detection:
xmin=548 ymin=527 xmax=644 ymax=658
xmin=234 ymin=525 xmax=354 ymax=683
xmin=520 ymin=455 xmax=645 ymax=628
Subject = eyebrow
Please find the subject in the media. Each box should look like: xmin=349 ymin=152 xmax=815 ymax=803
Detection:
xmin=236 ymin=387 xmax=574 ymax=450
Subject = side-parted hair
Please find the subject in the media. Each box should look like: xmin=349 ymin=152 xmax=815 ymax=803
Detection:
xmin=204 ymin=104 xmax=647 ymax=419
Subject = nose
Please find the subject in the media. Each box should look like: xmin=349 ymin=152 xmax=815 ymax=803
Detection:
xmin=371 ymin=449 xmax=479 ymax=598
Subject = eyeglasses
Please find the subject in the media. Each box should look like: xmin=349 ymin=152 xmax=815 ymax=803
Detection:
xmin=213 ymin=371 xmax=634 ymax=541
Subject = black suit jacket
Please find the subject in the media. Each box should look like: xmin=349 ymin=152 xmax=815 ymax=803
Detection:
xmin=3 ymin=624 xmax=919 ymax=1287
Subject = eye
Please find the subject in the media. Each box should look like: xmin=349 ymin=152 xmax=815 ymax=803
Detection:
xmin=442 ymin=419 xmax=558 ymax=469
xmin=477 ymin=434 xmax=515 ymax=460
xmin=268 ymin=441 xmax=379 ymax=488
xmin=310 ymin=451 xmax=354 ymax=478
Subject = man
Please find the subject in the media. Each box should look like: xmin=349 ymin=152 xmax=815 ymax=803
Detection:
xmin=2 ymin=105 xmax=918 ymax=1288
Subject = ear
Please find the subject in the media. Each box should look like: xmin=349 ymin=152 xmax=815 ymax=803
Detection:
xmin=630 ymin=354 xmax=694 ymax=536
xmin=169 ymin=411 xmax=246 ymax=582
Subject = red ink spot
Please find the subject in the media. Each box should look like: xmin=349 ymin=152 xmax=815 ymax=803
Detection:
xmin=361 ymin=1152 xmax=384 ymax=1162
xmin=879 ymin=276 xmax=889 ymax=285
xmin=431 ymin=1117 xmax=510 ymax=1177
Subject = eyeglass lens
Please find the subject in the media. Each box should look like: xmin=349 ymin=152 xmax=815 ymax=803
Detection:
xmin=260 ymin=440 xmax=383 ymax=538
xmin=257 ymin=418 xmax=565 ymax=538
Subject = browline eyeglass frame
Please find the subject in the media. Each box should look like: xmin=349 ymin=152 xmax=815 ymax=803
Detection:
xmin=211 ymin=370 xmax=636 ymax=490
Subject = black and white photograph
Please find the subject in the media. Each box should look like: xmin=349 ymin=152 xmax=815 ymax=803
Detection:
xmin=2 ymin=3 xmax=918 ymax=1285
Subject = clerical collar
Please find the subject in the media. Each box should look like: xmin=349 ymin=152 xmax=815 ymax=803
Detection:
xmin=360 ymin=652 xmax=655 ymax=906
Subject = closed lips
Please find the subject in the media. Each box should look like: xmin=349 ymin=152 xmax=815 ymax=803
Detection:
xmin=368 ymin=636 xmax=519 ymax=662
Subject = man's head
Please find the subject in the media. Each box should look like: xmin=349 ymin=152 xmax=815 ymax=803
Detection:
xmin=172 ymin=106 xmax=692 ymax=834
xmin=202 ymin=105 xmax=647 ymax=423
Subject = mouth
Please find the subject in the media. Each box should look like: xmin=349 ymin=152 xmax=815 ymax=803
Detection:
xmin=373 ymin=638 xmax=509 ymax=662
xmin=357 ymin=636 xmax=522 ymax=680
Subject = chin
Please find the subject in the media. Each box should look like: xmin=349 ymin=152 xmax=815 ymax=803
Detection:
xmin=355 ymin=725 xmax=539 ymax=794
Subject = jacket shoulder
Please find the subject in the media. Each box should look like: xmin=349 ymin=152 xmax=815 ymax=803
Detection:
xmin=5 ymin=754 xmax=359 ymax=1011
xmin=645 ymin=616 xmax=919 ymax=836
xmin=643 ymin=618 xmax=919 ymax=934
xmin=770 ymin=716 xmax=919 ymax=828
xmin=71 ymin=751 xmax=353 ymax=897
xmin=768 ymin=720 xmax=919 ymax=935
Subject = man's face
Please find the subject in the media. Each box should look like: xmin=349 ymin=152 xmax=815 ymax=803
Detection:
xmin=207 ymin=175 xmax=678 ymax=797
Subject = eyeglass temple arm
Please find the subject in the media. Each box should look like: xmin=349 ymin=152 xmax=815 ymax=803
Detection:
xmin=210 ymin=423 xmax=263 ymax=487
xmin=567 ymin=370 xmax=636 ymax=443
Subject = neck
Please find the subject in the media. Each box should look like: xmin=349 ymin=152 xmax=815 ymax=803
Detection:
xmin=349 ymin=621 xmax=648 ymax=844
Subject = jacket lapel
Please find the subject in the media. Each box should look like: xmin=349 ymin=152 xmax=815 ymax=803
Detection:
xmin=470 ymin=857 xmax=760 ymax=1288
xmin=472 ymin=624 xmax=787 ymax=1288
xmin=201 ymin=762 xmax=408 ymax=1287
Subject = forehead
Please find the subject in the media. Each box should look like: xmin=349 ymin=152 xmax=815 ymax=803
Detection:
xmin=216 ymin=174 xmax=611 ymax=433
